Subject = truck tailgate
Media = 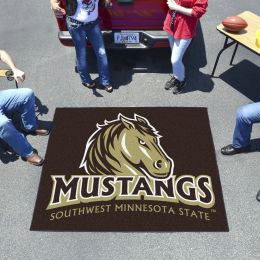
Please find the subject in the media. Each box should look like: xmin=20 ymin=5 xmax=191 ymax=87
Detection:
xmin=100 ymin=0 xmax=168 ymax=30
xmin=57 ymin=0 xmax=169 ymax=48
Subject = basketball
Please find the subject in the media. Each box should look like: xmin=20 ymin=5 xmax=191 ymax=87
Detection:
xmin=222 ymin=16 xmax=248 ymax=32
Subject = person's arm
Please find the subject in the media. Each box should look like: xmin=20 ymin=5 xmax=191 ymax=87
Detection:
xmin=167 ymin=0 xmax=192 ymax=16
xmin=190 ymin=0 xmax=208 ymax=19
xmin=0 ymin=50 xmax=25 ymax=83
xmin=167 ymin=0 xmax=208 ymax=18
xmin=50 ymin=0 xmax=66 ymax=16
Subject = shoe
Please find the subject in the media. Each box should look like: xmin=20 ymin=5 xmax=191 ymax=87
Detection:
xmin=30 ymin=128 xmax=50 ymax=136
xmin=23 ymin=153 xmax=44 ymax=166
xmin=82 ymin=81 xmax=96 ymax=89
xmin=164 ymin=76 xmax=176 ymax=90
xmin=102 ymin=84 xmax=113 ymax=93
xmin=221 ymin=144 xmax=251 ymax=155
xmin=256 ymin=190 xmax=260 ymax=202
xmin=172 ymin=79 xmax=186 ymax=94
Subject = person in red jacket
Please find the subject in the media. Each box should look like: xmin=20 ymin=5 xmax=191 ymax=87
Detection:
xmin=163 ymin=0 xmax=208 ymax=94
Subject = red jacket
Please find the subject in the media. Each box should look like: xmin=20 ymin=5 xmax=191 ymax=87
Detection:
xmin=163 ymin=0 xmax=208 ymax=39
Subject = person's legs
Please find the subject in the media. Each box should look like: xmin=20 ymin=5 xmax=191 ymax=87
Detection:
xmin=0 ymin=113 xmax=33 ymax=157
xmin=0 ymin=88 xmax=37 ymax=132
xmin=17 ymin=89 xmax=37 ymax=132
xmin=165 ymin=35 xmax=191 ymax=92
xmin=87 ymin=23 xmax=110 ymax=86
xmin=168 ymin=34 xmax=175 ymax=50
xmin=232 ymin=102 xmax=260 ymax=148
xmin=171 ymin=38 xmax=192 ymax=82
xmin=0 ymin=88 xmax=46 ymax=164
xmin=221 ymin=102 xmax=260 ymax=155
xmin=66 ymin=17 xmax=93 ymax=84
xmin=164 ymin=35 xmax=176 ymax=90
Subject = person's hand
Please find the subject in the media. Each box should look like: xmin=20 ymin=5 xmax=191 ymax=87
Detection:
xmin=104 ymin=0 xmax=112 ymax=8
xmin=51 ymin=1 xmax=66 ymax=16
xmin=167 ymin=0 xmax=180 ymax=11
xmin=12 ymin=68 xmax=25 ymax=84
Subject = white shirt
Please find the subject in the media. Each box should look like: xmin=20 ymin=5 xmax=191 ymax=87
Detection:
xmin=71 ymin=0 xmax=99 ymax=23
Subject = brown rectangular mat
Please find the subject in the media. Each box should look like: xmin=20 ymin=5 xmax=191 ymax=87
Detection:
xmin=31 ymin=107 xmax=228 ymax=231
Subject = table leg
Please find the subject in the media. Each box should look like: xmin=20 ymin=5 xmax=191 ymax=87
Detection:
xmin=211 ymin=37 xmax=236 ymax=77
xmin=230 ymin=42 xmax=239 ymax=65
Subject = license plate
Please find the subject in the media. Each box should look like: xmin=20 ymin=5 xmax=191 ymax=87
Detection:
xmin=114 ymin=32 xmax=139 ymax=44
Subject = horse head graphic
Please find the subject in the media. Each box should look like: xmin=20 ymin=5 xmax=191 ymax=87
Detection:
xmin=80 ymin=114 xmax=174 ymax=179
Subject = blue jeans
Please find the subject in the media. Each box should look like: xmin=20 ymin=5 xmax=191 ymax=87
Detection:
xmin=0 ymin=88 xmax=37 ymax=157
xmin=233 ymin=102 xmax=260 ymax=148
xmin=168 ymin=35 xmax=192 ymax=82
xmin=66 ymin=17 xmax=110 ymax=86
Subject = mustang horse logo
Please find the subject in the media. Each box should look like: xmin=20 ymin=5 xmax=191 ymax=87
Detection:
xmin=80 ymin=114 xmax=174 ymax=179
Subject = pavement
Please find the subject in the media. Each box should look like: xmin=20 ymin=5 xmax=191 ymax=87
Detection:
xmin=0 ymin=1 xmax=259 ymax=259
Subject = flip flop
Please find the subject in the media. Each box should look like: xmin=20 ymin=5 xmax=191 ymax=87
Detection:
xmin=104 ymin=85 xmax=113 ymax=93
xmin=82 ymin=82 xmax=96 ymax=89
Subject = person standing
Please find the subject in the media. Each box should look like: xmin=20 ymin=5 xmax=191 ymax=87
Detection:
xmin=163 ymin=0 xmax=208 ymax=94
xmin=50 ymin=0 xmax=113 ymax=93
xmin=0 ymin=50 xmax=49 ymax=166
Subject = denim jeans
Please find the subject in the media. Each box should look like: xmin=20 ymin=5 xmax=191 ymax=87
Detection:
xmin=168 ymin=35 xmax=192 ymax=82
xmin=66 ymin=17 xmax=110 ymax=86
xmin=233 ymin=102 xmax=260 ymax=148
xmin=0 ymin=88 xmax=37 ymax=157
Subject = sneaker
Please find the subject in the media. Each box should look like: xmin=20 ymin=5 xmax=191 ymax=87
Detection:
xmin=172 ymin=79 xmax=186 ymax=94
xmin=164 ymin=76 xmax=176 ymax=90
xmin=82 ymin=81 xmax=96 ymax=89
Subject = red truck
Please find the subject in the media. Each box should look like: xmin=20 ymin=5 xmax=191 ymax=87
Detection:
xmin=56 ymin=0 xmax=169 ymax=49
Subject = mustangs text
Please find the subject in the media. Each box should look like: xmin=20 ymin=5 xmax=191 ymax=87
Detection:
xmin=47 ymin=175 xmax=215 ymax=210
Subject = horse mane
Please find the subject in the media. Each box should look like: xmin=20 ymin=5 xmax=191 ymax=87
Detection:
xmin=80 ymin=114 xmax=160 ymax=175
